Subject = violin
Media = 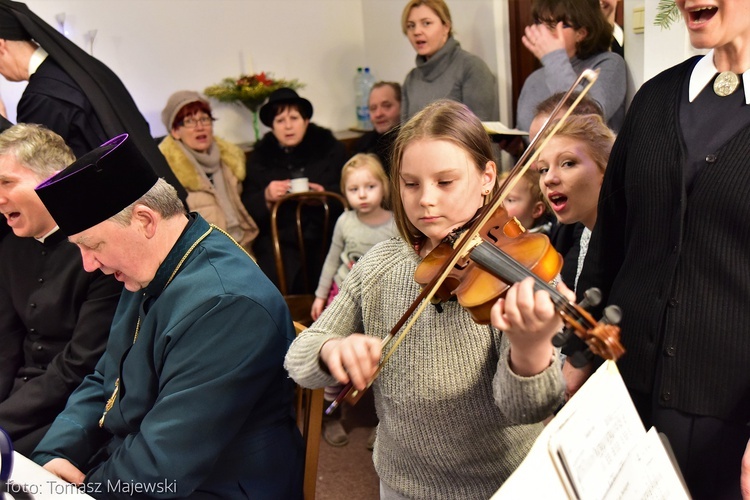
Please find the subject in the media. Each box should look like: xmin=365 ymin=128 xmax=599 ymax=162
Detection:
xmin=414 ymin=207 xmax=562 ymax=325
xmin=415 ymin=209 xmax=625 ymax=363
xmin=326 ymin=68 xmax=624 ymax=414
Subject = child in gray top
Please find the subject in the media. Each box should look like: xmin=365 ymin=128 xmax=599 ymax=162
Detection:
xmin=311 ymin=154 xmax=396 ymax=320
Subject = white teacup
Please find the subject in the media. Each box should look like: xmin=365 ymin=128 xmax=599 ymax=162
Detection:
xmin=290 ymin=177 xmax=309 ymax=193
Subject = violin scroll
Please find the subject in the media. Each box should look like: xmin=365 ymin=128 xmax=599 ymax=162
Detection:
xmin=554 ymin=289 xmax=625 ymax=367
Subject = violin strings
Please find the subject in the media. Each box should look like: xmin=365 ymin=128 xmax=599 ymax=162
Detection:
xmin=471 ymin=241 xmax=588 ymax=324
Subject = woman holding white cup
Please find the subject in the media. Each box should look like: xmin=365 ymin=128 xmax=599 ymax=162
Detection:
xmin=243 ymin=88 xmax=348 ymax=293
xmin=289 ymin=176 xmax=309 ymax=193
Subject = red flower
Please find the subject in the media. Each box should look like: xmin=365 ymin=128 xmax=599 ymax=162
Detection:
xmin=236 ymin=72 xmax=276 ymax=88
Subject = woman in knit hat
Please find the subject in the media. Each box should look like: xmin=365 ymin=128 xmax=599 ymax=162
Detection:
xmin=159 ymin=90 xmax=258 ymax=254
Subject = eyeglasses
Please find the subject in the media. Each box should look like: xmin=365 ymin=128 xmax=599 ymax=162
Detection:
xmin=179 ymin=116 xmax=214 ymax=129
xmin=535 ymin=18 xmax=573 ymax=30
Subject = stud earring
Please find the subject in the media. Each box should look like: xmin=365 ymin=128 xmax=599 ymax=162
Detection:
xmin=483 ymin=188 xmax=491 ymax=195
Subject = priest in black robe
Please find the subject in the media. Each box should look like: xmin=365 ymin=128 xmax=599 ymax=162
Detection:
xmin=0 ymin=0 xmax=185 ymax=201
xmin=0 ymin=123 xmax=121 ymax=456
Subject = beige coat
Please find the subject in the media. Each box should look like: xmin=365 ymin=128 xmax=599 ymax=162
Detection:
xmin=159 ymin=135 xmax=258 ymax=253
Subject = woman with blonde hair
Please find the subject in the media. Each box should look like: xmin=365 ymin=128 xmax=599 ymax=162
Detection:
xmin=400 ymin=0 xmax=498 ymax=122
xmin=535 ymin=113 xmax=614 ymax=288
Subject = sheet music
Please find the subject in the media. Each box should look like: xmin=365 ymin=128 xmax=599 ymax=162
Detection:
xmin=482 ymin=121 xmax=528 ymax=136
xmin=493 ymin=361 xmax=690 ymax=500
xmin=5 ymin=452 xmax=94 ymax=499
xmin=604 ymin=428 xmax=690 ymax=500
xmin=547 ymin=364 xmax=645 ymax=499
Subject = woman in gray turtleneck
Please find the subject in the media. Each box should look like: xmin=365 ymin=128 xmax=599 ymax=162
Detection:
xmin=400 ymin=0 xmax=499 ymax=122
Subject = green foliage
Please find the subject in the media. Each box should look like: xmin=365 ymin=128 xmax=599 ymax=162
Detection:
xmin=204 ymin=73 xmax=304 ymax=113
xmin=654 ymin=0 xmax=681 ymax=29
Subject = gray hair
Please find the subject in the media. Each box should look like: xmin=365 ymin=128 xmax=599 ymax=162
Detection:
xmin=109 ymin=178 xmax=186 ymax=226
xmin=0 ymin=123 xmax=75 ymax=180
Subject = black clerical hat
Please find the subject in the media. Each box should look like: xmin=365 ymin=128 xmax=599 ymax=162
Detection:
xmin=35 ymin=134 xmax=158 ymax=235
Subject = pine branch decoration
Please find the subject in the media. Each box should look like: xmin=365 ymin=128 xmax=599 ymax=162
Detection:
xmin=654 ymin=0 xmax=680 ymax=29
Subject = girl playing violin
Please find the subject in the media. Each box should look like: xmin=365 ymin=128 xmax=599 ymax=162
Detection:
xmin=285 ymin=99 xmax=570 ymax=499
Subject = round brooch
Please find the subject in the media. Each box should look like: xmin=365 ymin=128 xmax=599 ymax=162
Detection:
xmin=714 ymin=71 xmax=740 ymax=97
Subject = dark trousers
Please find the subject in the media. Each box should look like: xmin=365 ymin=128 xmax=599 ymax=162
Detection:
xmin=631 ymin=391 xmax=750 ymax=500
xmin=253 ymin=235 xmax=324 ymax=295
xmin=10 ymin=424 xmax=50 ymax=457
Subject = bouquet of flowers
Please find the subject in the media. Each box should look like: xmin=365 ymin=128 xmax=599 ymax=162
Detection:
xmin=204 ymin=72 xmax=304 ymax=142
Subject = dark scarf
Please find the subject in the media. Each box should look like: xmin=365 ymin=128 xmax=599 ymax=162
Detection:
xmin=252 ymin=123 xmax=339 ymax=175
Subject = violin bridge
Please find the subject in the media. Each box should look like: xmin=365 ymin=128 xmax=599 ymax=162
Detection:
xmin=460 ymin=234 xmax=483 ymax=259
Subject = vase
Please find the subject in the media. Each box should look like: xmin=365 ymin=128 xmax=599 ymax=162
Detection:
xmin=250 ymin=110 xmax=261 ymax=144
xmin=241 ymin=100 xmax=265 ymax=145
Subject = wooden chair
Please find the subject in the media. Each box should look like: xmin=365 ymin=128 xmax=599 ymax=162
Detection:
xmin=293 ymin=321 xmax=325 ymax=500
xmin=271 ymin=191 xmax=348 ymax=326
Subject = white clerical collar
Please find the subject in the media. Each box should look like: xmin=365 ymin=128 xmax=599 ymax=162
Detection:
xmin=28 ymin=46 xmax=48 ymax=77
xmin=689 ymin=49 xmax=750 ymax=104
xmin=35 ymin=225 xmax=59 ymax=244
xmin=613 ymin=23 xmax=624 ymax=48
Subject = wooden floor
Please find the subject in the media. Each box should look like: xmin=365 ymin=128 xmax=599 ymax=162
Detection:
xmin=314 ymin=394 xmax=380 ymax=499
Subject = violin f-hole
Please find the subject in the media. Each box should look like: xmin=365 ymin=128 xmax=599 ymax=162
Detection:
xmin=484 ymin=217 xmax=525 ymax=245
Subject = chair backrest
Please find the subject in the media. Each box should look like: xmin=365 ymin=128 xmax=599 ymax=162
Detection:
xmin=293 ymin=321 xmax=324 ymax=500
xmin=271 ymin=191 xmax=348 ymax=325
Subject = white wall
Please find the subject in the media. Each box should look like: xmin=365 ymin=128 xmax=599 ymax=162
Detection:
xmin=1 ymin=0 xmax=368 ymax=144
xmin=0 ymin=0 xmax=700 ymax=144
xmin=362 ymin=0 xmax=501 ymax=112
xmin=0 ymin=0 xmax=502 ymax=146
xmin=621 ymin=0 xmax=703 ymax=101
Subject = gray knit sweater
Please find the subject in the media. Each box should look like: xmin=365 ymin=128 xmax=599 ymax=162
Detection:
xmin=285 ymin=238 xmax=564 ymax=499
xmin=402 ymin=37 xmax=499 ymax=122
xmin=516 ymin=48 xmax=626 ymax=133
xmin=314 ymin=210 xmax=397 ymax=300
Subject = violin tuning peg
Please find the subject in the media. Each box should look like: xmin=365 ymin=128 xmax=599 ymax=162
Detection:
xmin=579 ymin=287 xmax=602 ymax=309
xmin=568 ymin=348 xmax=593 ymax=368
xmin=602 ymin=305 xmax=623 ymax=325
xmin=552 ymin=327 xmax=573 ymax=348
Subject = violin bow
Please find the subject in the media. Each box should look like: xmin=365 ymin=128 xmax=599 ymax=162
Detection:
xmin=326 ymin=69 xmax=600 ymax=413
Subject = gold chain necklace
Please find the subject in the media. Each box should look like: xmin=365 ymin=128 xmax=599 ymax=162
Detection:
xmin=99 ymin=225 xmax=213 ymax=428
